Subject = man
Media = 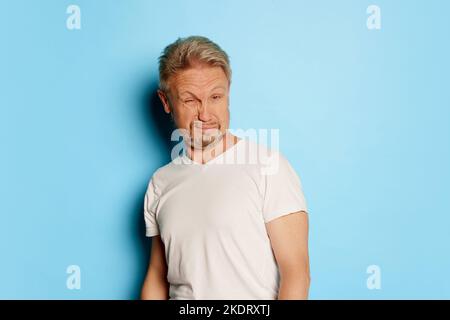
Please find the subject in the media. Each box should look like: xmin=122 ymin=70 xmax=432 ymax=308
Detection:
xmin=140 ymin=36 xmax=310 ymax=300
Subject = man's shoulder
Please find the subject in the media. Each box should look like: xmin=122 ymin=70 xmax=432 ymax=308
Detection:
xmin=147 ymin=156 xmax=183 ymax=187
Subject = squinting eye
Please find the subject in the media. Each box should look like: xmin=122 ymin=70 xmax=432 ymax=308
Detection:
xmin=212 ymin=95 xmax=222 ymax=100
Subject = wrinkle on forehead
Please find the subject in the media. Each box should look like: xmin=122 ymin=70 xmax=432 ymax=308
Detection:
xmin=169 ymin=65 xmax=229 ymax=98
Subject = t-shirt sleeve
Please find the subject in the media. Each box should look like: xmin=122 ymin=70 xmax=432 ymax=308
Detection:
xmin=144 ymin=177 xmax=160 ymax=237
xmin=261 ymin=151 xmax=308 ymax=223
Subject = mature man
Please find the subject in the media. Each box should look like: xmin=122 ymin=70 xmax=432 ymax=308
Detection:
xmin=140 ymin=36 xmax=310 ymax=300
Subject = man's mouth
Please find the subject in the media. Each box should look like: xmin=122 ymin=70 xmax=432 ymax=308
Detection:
xmin=201 ymin=126 xmax=217 ymax=131
xmin=193 ymin=122 xmax=218 ymax=131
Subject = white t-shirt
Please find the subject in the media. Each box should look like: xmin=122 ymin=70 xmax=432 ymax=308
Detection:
xmin=144 ymin=137 xmax=308 ymax=300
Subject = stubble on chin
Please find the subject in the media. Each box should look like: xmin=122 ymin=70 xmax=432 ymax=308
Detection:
xmin=188 ymin=129 xmax=224 ymax=150
xmin=186 ymin=120 xmax=223 ymax=149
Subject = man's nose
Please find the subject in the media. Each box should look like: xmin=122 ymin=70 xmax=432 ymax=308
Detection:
xmin=197 ymin=103 xmax=212 ymax=122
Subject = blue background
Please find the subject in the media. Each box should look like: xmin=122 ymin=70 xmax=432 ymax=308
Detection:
xmin=1 ymin=0 xmax=449 ymax=299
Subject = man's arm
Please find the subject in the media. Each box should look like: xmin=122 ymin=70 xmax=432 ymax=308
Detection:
xmin=265 ymin=211 xmax=310 ymax=300
xmin=140 ymin=235 xmax=170 ymax=300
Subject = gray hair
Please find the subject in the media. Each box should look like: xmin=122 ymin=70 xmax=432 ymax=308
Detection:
xmin=158 ymin=35 xmax=232 ymax=94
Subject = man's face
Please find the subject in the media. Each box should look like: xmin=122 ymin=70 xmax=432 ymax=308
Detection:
xmin=158 ymin=63 xmax=230 ymax=150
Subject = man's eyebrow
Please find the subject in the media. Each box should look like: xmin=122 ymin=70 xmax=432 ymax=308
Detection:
xmin=178 ymin=90 xmax=197 ymax=98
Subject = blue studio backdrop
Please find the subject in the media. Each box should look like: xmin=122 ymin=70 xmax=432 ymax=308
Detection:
xmin=1 ymin=0 xmax=449 ymax=299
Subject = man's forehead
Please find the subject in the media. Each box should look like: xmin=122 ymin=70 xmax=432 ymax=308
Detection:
xmin=176 ymin=65 xmax=224 ymax=80
xmin=171 ymin=67 xmax=228 ymax=94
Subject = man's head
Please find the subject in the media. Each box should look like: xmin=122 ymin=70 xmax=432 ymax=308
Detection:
xmin=157 ymin=36 xmax=232 ymax=150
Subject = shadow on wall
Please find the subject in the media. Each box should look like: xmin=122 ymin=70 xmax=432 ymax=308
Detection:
xmin=128 ymin=79 xmax=176 ymax=299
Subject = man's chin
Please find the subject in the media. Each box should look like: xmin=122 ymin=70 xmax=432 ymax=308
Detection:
xmin=189 ymin=133 xmax=224 ymax=150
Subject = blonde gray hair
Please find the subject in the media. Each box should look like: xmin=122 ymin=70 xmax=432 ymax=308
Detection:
xmin=158 ymin=35 xmax=232 ymax=94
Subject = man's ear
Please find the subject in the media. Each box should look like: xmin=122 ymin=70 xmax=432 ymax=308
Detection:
xmin=157 ymin=89 xmax=172 ymax=114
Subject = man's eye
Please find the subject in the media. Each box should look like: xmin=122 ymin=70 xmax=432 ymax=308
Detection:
xmin=212 ymin=95 xmax=222 ymax=100
xmin=184 ymin=99 xmax=195 ymax=103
